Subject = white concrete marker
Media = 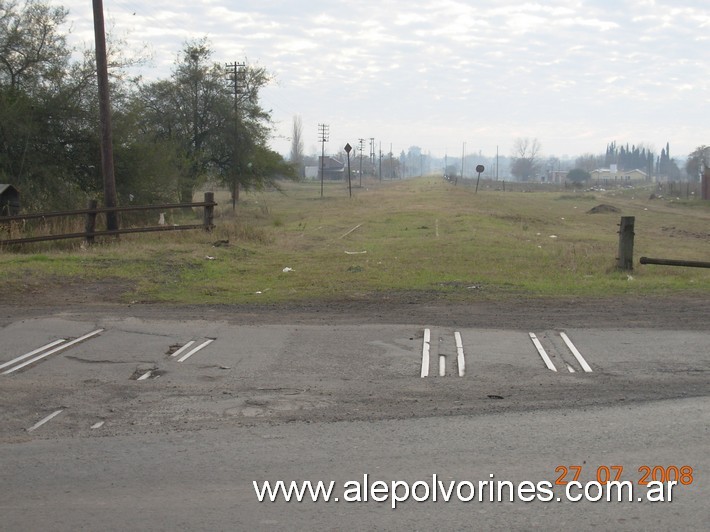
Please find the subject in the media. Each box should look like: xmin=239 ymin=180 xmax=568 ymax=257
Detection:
xmin=559 ymin=332 xmax=593 ymax=373
xmin=529 ymin=333 xmax=557 ymax=372
xmin=420 ymin=329 xmax=430 ymax=378
xmin=455 ymin=332 xmax=465 ymax=377
xmin=137 ymin=370 xmax=152 ymax=381
xmin=170 ymin=340 xmax=195 ymax=358
xmin=177 ymin=339 xmax=214 ymax=363
xmin=0 ymin=339 xmax=66 ymax=371
xmin=3 ymin=329 xmax=104 ymax=375
xmin=27 ymin=409 xmax=64 ymax=432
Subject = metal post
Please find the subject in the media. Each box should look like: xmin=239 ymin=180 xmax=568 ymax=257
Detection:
xmin=344 ymin=143 xmax=353 ymax=198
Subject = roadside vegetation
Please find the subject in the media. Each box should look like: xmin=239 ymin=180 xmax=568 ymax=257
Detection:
xmin=2 ymin=177 xmax=709 ymax=304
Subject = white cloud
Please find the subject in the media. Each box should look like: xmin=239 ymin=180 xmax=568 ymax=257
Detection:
xmin=54 ymin=0 xmax=709 ymax=158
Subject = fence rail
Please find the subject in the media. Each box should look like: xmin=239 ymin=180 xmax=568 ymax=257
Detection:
xmin=0 ymin=193 xmax=216 ymax=246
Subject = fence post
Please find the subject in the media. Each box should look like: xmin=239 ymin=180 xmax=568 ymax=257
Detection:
xmin=85 ymin=199 xmax=98 ymax=244
xmin=203 ymin=192 xmax=214 ymax=231
xmin=617 ymin=216 xmax=635 ymax=271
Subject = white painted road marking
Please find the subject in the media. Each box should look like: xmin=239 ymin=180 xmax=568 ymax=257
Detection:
xmin=170 ymin=340 xmax=195 ymax=358
xmin=559 ymin=332 xmax=593 ymax=372
xmin=91 ymin=421 xmax=105 ymax=429
xmin=421 ymin=330 xmax=466 ymax=378
xmin=0 ymin=339 xmax=67 ymax=371
xmin=420 ymin=329 xmax=431 ymax=378
xmin=529 ymin=333 xmax=557 ymax=372
xmin=137 ymin=370 xmax=152 ymax=381
xmin=177 ymin=339 xmax=214 ymax=363
xmin=455 ymin=332 xmax=465 ymax=377
xmin=3 ymin=329 xmax=104 ymax=375
xmin=27 ymin=410 xmax=64 ymax=432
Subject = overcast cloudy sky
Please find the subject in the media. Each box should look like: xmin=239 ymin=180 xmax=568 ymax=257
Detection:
xmin=57 ymin=0 xmax=708 ymax=160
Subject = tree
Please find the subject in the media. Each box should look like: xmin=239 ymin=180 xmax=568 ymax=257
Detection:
xmin=289 ymin=114 xmax=304 ymax=177
xmin=134 ymin=40 xmax=294 ymax=208
xmin=567 ymin=168 xmax=591 ymax=183
xmin=575 ymin=153 xmax=604 ymax=172
xmin=686 ymin=146 xmax=710 ymax=182
xmin=0 ymin=0 xmax=69 ymax=90
xmin=0 ymin=0 xmax=103 ymax=210
xmin=510 ymin=137 xmax=542 ymax=181
xmin=136 ymin=40 xmax=232 ymax=203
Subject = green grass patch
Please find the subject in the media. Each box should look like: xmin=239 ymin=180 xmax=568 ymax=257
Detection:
xmin=2 ymin=177 xmax=709 ymax=304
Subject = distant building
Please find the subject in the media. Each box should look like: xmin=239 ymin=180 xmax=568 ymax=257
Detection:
xmin=545 ymin=170 xmax=568 ymax=184
xmin=317 ymin=156 xmax=345 ymax=181
xmin=590 ymin=168 xmax=648 ymax=182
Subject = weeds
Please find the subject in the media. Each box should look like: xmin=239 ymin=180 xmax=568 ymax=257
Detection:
xmin=1 ymin=177 xmax=709 ymax=304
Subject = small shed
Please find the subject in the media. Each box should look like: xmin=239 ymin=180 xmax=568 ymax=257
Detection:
xmin=0 ymin=184 xmax=20 ymax=216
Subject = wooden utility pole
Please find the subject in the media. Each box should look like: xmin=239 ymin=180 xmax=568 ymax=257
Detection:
xmin=92 ymin=0 xmax=118 ymax=231
xmin=318 ymin=124 xmax=329 ymax=197
xmin=226 ymin=62 xmax=246 ymax=209
xmin=358 ymin=138 xmax=365 ymax=187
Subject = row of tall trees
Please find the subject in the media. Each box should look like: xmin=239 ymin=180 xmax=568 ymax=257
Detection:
xmin=0 ymin=0 xmax=293 ymax=212
xmin=603 ymin=141 xmax=683 ymax=179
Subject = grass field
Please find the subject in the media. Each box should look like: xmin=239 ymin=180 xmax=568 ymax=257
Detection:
xmin=2 ymin=176 xmax=709 ymax=304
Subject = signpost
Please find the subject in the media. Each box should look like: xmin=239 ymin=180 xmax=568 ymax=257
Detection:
xmin=475 ymin=164 xmax=485 ymax=194
xmin=345 ymin=143 xmax=353 ymax=198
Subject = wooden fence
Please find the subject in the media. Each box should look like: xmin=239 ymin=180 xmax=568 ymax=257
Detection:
xmin=0 ymin=192 xmax=216 ymax=246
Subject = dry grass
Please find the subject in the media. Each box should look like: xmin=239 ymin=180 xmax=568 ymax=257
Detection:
xmin=1 ymin=176 xmax=709 ymax=304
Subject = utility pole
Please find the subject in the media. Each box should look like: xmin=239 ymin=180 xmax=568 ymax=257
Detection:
xmin=225 ymin=62 xmax=246 ymax=209
xmin=369 ymin=138 xmax=375 ymax=171
xmin=496 ymin=145 xmax=499 ymax=180
xmin=379 ymin=142 xmax=382 ymax=181
xmin=458 ymin=142 xmax=465 ymax=186
xmin=358 ymin=138 xmax=365 ymax=187
xmin=318 ymin=124 xmax=329 ymax=198
xmin=92 ymin=0 xmax=118 ymax=232
xmin=225 ymin=62 xmax=246 ymax=108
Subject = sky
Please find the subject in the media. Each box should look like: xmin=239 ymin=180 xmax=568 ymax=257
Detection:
xmin=55 ymin=0 xmax=709 ymax=161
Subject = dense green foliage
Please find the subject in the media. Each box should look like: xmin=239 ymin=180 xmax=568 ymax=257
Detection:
xmin=0 ymin=0 xmax=294 ymax=212
xmin=567 ymin=168 xmax=591 ymax=183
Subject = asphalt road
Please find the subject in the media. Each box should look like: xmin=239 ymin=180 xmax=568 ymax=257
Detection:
xmin=1 ymin=310 xmax=708 ymax=530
